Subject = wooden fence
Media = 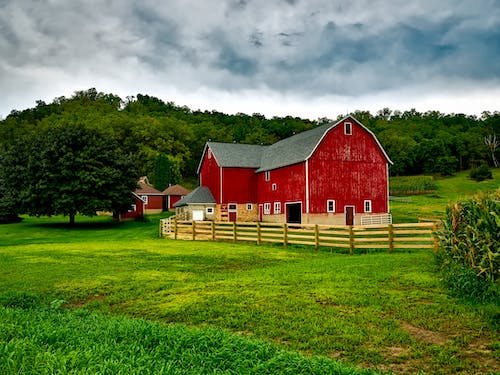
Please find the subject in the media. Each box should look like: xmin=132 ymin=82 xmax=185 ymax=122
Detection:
xmin=160 ymin=218 xmax=440 ymax=253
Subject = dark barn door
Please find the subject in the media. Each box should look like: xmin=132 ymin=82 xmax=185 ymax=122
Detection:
xmin=228 ymin=203 xmax=237 ymax=222
xmin=286 ymin=203 xmax=302 ymax=224
xmin=345 ymin=206 xmax=355 ymax=225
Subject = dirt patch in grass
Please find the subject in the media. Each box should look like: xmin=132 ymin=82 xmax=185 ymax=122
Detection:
xmin=464 ymin=338 xmax=500 ymax=374
xmin=400 ymin=321 xmax=448 ymax=345
xmin=66 ymin=294 xmax=106 ymax=308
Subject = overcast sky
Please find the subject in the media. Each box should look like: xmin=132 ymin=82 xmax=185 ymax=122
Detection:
xmin=1 ymin=0 xmax=499 ymax=120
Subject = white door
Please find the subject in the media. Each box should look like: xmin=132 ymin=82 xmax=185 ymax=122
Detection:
xmin=192 ymin=210 xmax=204 ymax=221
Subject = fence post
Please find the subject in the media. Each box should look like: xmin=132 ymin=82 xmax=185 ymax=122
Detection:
xmin=233 ymin=222 xmax=237 ymax=242
xmin=433 ymin=222 xmax=439 ymax=252
xmin=314 ymin=224 xmax=319 ymax=251
xmin=349 ymin=226 xmax=354 ymax=255
xmin=174 ymin=219 xmax=178 ymax=240
xmin=257 ymin=222 xmax=261 ymax=245
xmin=211 ymin=221 xmax=215 ymax=241
xmin=283 ymin=223 xmax=288 ymax=248
xmin=388 ymin=224 xmax=394 ymax=253
xmin=192 ymin=220 xmax=196 ymax=241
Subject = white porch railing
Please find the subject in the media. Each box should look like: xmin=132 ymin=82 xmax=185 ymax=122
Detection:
xmin=360 ymin=213 xmax=392 ymax=225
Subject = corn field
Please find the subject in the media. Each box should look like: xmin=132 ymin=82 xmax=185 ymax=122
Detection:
xmin=437 ymin=189 xmax=500 ymax=301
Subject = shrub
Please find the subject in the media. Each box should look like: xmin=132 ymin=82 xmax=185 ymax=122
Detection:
xmin=436 ymin=190 xmax=500 ymax=302
xmin=469 ymin=164 xmax=493 ymax=182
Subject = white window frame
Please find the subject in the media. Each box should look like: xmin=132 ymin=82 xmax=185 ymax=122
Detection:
xmin=264 ymin=203 xmax=271 ymax=215
xmin=206 ymin=207 xmax=214 ymax=215
xmin=265 ymin=171 xmax=270 ymax=182
xmin=274 ymin=202 xmax=281 ymax=214
xmin=327 ymin=199 xmax=335 ymax=213
xmin=246 ymin=203 xmax=253 ymax=210
xmin=364 ymin=200 xmax=372 ymax=213
xmin=228 ymin=203 xmax=237 ymax=211
xmin=272 ymin=183 xmax=277 ymax=191
xmin=344 ymin=122 xmax=352 ymax=135
xmin=141 ymin=195 xmax=148 ymax=204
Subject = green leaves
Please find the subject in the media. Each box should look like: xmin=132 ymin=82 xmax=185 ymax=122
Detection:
xmin=1 ymin=123 xmax=138 ymax=223
xmin=436 ymin=190 xmax=500 ymax=301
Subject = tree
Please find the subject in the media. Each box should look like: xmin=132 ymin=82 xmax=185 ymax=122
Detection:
xmin=0 ymin=155 xmax=21 ymax=223
xmin=2 ymin=124 xmax=138 ymax=224
xmin=151 ymin=154 xmax=181 ymax=191
xmin=484 ymin=134 xmax=499 ymax=167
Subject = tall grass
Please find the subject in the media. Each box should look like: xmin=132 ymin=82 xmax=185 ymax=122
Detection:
xmin=436 ymin=190 xmax=500 ymax=302
xmin=0 ymin=302 xmax=378 ymax=375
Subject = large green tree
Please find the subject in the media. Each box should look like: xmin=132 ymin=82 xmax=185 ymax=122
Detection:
xmin=0 ymin=155 xmax=20 ymax=223
xmin=2 ymin=123 xmax=138 ymax=224
xmin=151 ymin=153 xmax=181 ymax=191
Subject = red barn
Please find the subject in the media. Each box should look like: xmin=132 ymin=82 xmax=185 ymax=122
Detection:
xmin=196 ymin=116 xmax=392 ymax=225
xmin=163 ymin=184 xmax=191 ymax=211
xmin=134 ymin=177 xmax=164 ymax=214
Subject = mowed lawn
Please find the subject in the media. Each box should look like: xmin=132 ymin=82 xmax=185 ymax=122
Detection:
xmin=0 ymin=215 xmax=498 ymax=374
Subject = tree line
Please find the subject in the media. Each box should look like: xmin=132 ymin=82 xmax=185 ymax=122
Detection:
xmin=0 ymin=88 xmax=498 ymax=222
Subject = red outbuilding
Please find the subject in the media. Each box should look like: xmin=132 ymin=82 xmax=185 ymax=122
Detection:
xmin=133 ymin=177 xmax=164 ymax=214
xmin=163 ymin=184 xmax=191 ymax=211
xmin=121 ymin=192 xmax=145 ymax=219
xmin=194 ymin=116 xmax=392 ymax=225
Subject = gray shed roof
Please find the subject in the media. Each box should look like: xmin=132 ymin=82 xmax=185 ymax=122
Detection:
xmin=173 ymin=186 xmax=216 ymax=207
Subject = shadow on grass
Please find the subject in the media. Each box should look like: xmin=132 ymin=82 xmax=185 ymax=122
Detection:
xmin=34 ymin=221 xmax=125 ymax=230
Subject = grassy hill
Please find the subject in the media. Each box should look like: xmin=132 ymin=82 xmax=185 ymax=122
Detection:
xmin=390 ymin=169 xmax=499 ymax=222
xmin=0 ymin=170 xmax=499 ymax=374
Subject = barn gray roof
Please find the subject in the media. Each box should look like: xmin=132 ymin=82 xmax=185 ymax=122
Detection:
xmin=197 ymin=116 xmax=392 ymax=174
xmin=257 ymin=123 xmax=331 ymax=172
xmin=173 ymin=186 xmax=216 ymax=207
xmin=205 ymin=142 xmax=267 ymax=168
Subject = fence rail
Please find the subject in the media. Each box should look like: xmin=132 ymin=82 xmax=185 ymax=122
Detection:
xmin=160 ymin=218 xmax=440 ymax=253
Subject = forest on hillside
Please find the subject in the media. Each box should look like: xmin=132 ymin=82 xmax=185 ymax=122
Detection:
xmin=1 ymin=88 xmax=499 ymax=188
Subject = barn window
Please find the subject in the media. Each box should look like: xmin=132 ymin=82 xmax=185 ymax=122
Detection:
xmin=264 ymin=203 xmax=271 ymax=215
xmin=246 ymin=203 xmax=253 ymax=210
xmin=228 ymin=203 xmax=237 ymax=211
xmin=265 ymin=171 xmax=270 ymax=181
xmin=272 ymin=183 xmax=277 ymax=191
xmin=206 ymin=207 xmax=214 ymax=215
xmin=141 ymin=195 xmax=148 ymax=204
xmin=344 ymin=122 xmax=352 ymax=135
xmin=274 ymin=202 xmax=281 ymax=214
xmin=128 ymin=204 xmax=136 ymax=213
xmin=364 ymin=200 xmax=372 ymax=213
xmin=327 ymin=200 xmax=335 ymax=213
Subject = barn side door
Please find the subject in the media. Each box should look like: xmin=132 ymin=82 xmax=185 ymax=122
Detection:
xmin=228 ymin=203 xmax=237 ymax=222
xmin=345 ymin=206 xmax=355 ymax=226
xmin=286 ymin=203 xmax=302 ymax=224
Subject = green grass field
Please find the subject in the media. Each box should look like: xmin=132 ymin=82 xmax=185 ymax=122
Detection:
xmin=1 ymin=170 xmax=499 ymax=374
xmin=390 ymin=169 xmax=500 ymax=222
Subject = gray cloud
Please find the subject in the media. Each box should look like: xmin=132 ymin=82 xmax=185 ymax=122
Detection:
xmin=0 ymin=0 xmax=499 ymax=118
